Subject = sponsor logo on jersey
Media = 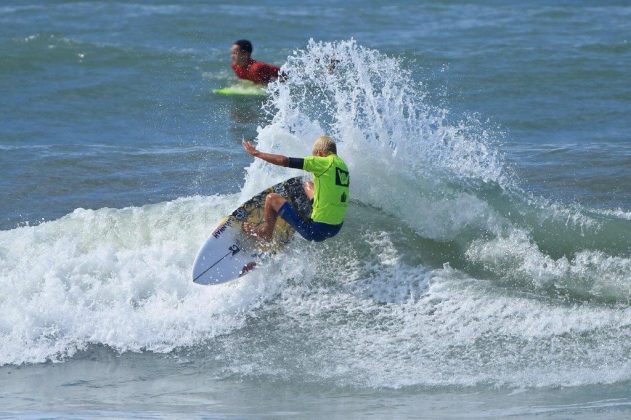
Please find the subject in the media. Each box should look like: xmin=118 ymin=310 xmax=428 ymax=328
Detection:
xmin=335 ymin=167 xmax=350 ymax=187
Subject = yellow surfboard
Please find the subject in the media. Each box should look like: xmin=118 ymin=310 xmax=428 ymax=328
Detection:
xmin=212 ymin=82 xmax=267 ymax=97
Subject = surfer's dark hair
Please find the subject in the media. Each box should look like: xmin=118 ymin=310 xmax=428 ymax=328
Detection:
xmin=234 ymin=39 xmax=253 ymax=54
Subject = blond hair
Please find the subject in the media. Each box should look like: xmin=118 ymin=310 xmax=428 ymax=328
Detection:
xmin=312 ymin=136 xmax=337 ymax=155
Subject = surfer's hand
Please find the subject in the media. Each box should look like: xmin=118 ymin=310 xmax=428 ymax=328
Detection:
xmin=242 ymin=140 xmax=258 ymax=157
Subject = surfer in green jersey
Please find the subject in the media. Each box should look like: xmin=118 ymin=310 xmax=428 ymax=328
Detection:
xmin=242 ymin=136 xmax=350 ymax=242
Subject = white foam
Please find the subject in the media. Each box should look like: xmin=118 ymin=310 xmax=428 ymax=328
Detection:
xmin=0 ymin=195 xmax=285 ymax=365
xmin=261 ymin=259 xmax=631 ymax=388
xmin=466 ymin=228 xmax=631 ymax=301
xmin=596 ymin=208 xmax=631 ymax=220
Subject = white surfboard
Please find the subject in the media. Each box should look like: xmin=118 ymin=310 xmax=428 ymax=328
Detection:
xmin=192 ymin=176 xmax=312 ymax=285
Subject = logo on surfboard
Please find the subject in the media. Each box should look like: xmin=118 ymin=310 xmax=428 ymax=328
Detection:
xmin=234 ymin=207 xmax=247 ymax=220
xmin=212 ymin=219 xmax=232 ymax=238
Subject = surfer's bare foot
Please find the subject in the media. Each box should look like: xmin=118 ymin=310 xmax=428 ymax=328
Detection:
xmin=242 ymin=222 xmax=273 ymax=242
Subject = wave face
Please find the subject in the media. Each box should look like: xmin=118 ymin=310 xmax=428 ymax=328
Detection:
xmin=2 ymin=40 xmax=631 ymax=389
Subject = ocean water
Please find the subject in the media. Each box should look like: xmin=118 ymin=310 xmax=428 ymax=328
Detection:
xmin=2 ymin=1 xmax=631 ymax=418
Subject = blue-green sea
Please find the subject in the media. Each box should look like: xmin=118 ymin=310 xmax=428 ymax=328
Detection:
xmin=2 ymin=1 xmax=631 ymax=418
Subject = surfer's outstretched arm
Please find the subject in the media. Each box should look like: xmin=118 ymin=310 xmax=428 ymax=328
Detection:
xmin=242 ymin=140 xmax=290 ymax=167
xmin=242 ymin=136 xmax=348 ymax=243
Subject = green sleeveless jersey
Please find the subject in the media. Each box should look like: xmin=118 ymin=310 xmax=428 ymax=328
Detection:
xmin=303 ymin=154 xmax=350 ymax=225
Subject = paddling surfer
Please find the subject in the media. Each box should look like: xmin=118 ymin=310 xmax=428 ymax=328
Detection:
xmin=231 ymin=39 xmax=280 ymax=85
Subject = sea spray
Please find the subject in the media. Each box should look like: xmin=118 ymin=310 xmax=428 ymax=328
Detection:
xmin=247 ymin=39 xmax=631 ymax=303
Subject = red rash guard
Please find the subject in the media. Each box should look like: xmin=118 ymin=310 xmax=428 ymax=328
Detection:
xmin=231 ymin=59 xmax=280 ymax=85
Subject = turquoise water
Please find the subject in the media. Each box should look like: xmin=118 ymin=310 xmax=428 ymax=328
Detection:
xmin=2 ymin=1 xmax=631 ymax=418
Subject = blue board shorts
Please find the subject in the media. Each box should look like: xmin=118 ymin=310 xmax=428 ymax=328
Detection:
xmin=278 ymin=202 xmax=342 ymax=242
